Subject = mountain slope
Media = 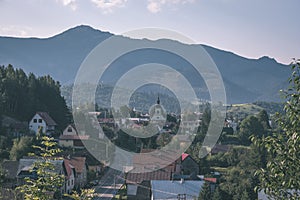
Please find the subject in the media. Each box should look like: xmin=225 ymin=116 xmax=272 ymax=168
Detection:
xmin=0 ymin=25 xmax=291 ymax=103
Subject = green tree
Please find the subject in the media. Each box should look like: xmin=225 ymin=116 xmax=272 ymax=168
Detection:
xmin=240 ymin=190 xmax=250 ymax=200
xmin=16 ymin=136 xmax=64 ymax=200
xmin=0 ymin=64 xmax=71 ymax=130
xmin=238 ymin=115 xmax=264 ymax=145
xmin=212 ymin=186 xmax=222 ymax=200
xmin=9 ymin=136 xmax=34 ymax=160
xmin=0 ymin=164 xmax=7 ymax=184
xmin=253 ymin=60 xmax=300 ymax=199
xmin=257 ymin=109 xmax=271 ymax=130
xmin=16 ymin=136 xmax=96 ymax=199
xmin=156 ymin=132 xmax=172 ymax=147
xmin=65 ymin=189 xmax=95 ymax=200
xmin=199 ymin=182 xmax=211 ymax=200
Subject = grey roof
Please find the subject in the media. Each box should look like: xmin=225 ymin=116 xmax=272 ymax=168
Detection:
xmin=36 ymin=112 xmax=57 ymax=126
xmin=151 ymin=180 xmax=205 ymax=200
xmin=1 ymin=160 xmax=19 ymax=179
xmin=18 ymin=158 xmax=64 ymax=177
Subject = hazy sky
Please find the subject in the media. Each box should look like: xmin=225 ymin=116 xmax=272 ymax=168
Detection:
xmin=0 ymin=0 xmax=299 ymax=64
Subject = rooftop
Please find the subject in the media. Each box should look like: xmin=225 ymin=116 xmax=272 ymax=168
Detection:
xmin=151 ymin=180 xmax=205 ymax=200
xmin=35 ymin=112 xmax=57 ymax=126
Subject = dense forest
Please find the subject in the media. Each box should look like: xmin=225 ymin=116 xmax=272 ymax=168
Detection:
xmin=0 ymin=64 xmax=71 ymax=130
xmin=0 ymin=64 xmax=71 ymax=162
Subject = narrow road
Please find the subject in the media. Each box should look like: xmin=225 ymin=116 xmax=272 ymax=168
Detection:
xmin=93 ymin=168 xmax=124 ymax=200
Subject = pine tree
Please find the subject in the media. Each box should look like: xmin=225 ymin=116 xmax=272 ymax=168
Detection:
xmin=199 ymin=182 xmax=211 ymax=200
xmin=212 ymin=186 xmax=222 ymax=200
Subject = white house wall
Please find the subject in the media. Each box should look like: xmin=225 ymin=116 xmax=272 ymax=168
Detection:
xmin=29 ymin=114 xmax=47 ymax=134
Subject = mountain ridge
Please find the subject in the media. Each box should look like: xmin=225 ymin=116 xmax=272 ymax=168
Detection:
xmin=0 ymin=25 xmax=291 ymax=103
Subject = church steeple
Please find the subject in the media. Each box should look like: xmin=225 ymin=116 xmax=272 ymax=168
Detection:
xmin=157 ymin=95 xmax=160 ymax=105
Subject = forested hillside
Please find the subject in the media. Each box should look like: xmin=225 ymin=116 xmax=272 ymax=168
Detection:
xmin=0 ymin=64 xmax=70 ymax=130
xmin=0 ymin=25 xmax=291 ymax=103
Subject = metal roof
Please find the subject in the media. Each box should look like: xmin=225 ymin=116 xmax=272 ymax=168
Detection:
xmin=151 ymin=180 xmax=205 ymax=200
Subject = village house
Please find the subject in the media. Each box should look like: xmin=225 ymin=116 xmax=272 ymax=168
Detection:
xmin=181 ymin=120 xmax=202 ymax=133
xmin=59 ymin=124 xmax=89 ymax=148
xmin=2 ymin=116 xmax=27 ymax=137
xmin=126 ymin=166 xmax=176 ymax=200
xmin=126 ymin=150 xmax=180 ymax=199
xmin=28 ymin=112 xmax=57 ymax=135
xmin=66 ymin=157 xmax=88 ymax=188
xmin=151 ymin=180 xmax=205 ymax=200
xmin=16 ymin=158 xmax=75 ymax=195
xmin=126 ymin=151 xmax=201 ymax=199
xmin=63 ymin=159 xmax=76 ymax=194
xmin=180 ymin=153 xmax=199 ymax=176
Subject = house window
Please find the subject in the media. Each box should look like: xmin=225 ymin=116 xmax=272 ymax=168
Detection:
xmin=72 ymin=180 xmax=73 ymax=185
xmin=68 ymin=180 xmax=70 ymax=186
xmin=38 ymin=119 xmax=42 ymax=123
xmin=67 ymin=127 xmax=72 ymax=132
xmin=33 ymin=119 xmax=37 ymax=123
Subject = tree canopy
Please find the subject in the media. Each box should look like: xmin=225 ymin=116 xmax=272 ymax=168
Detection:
xmin=0 ymin=64 xmax=70 ymax=131
xmin=253 ymin=59 xmax=300 ymax=199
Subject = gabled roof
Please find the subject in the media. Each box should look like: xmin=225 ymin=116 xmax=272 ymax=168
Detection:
xmin=2 ymin=116 xmax=27 ymax=130
xmin=64 ymin=159 xmax=75 ymax=179
xmin=181 ymin=153 xmax=189 ymax=161
xmin=69 ymin=157 xmax=86 ymax=174
xmin=18 ymin=158 xmax=64 ymax=177
xmin=151 ymin=180 xmax=205 ymax=200
xmin=64 ymin=124 xmax=78 ymax=135
xmin=133 ymin=150 xmax=178 ymax=172
xmin=35 ymin=112 xmax=57 ymax=126
xmin=127 ymin=149 xmax=181 ymax=183
xmin=59 ymin=135 xmax=89 ymax=140
xmin=126 ymin=166 xmax=173 ymax=184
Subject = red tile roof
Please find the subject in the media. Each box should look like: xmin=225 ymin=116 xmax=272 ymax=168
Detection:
xmin=127 ymin=150 xmax=180 ymax=184
xmin=126 ymin=166 xmax=173 ymax=184
xmin=69 ymin=157 xmax=86 ymax=174
xmin=64 ymin=159 xmax=74 ymax=179
xmin=133 ymin=152 xmax=178 ymax=173
xmin=181 ymin=153 xmax=189 ymax=161
xmin=204 ymin=177 xmax=217 ymax=183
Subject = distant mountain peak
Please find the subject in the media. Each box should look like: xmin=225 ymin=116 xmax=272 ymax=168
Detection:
xmin=0 ymin=25 xmax=290 ymax=103
xmin=258 ymin=56 xmax=278 ymax=63
xmin=68 ymin=24 xmax=100 ymax=32
xmin=51 ymin=24 xmax=112 ymax=39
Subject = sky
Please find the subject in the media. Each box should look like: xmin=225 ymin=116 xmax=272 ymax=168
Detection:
xmin=0 ymin=0 xmax=299 ymax=64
